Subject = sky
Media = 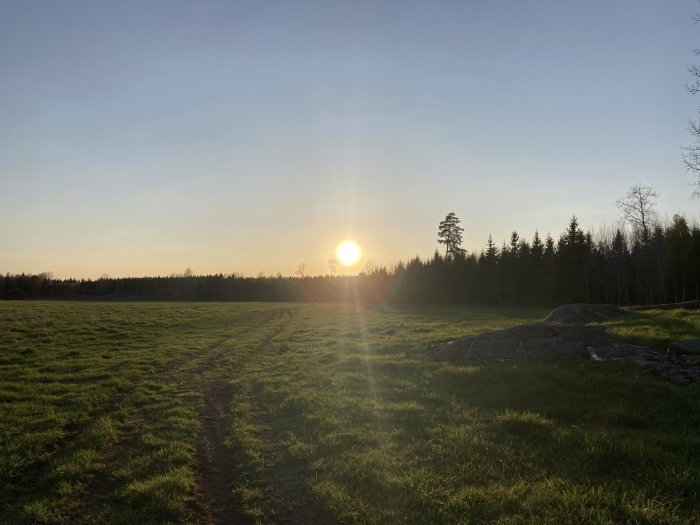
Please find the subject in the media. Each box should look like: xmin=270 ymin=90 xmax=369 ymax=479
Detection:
xmin=1 ymin=0 xmax=699 ymax=279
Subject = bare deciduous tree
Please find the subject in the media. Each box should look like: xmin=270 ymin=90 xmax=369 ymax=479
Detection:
xmin=683 ymin=9 xmax=700 ymax=196
xmin=363 ymin=259 xmax=378 ymax=275
xmin=616 ymin=183 xmax=658 ymax=244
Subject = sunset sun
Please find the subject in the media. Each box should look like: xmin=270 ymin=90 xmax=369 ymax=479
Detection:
xmin=336 ymin=240 xmax=362 ymax=267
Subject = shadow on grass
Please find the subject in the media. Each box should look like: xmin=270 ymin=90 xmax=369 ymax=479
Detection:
xmin=259 ymin=354 xmax=700 ymax=522
xmin=602 ymin=310 xmax=700 ymax=349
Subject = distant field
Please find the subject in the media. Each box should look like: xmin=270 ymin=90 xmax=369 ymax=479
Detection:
xmin=1 ymin=301 xmax=699 ymax=524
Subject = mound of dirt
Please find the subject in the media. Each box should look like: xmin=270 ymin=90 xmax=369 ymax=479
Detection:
xmin=543 ymin=303 xmax=625 ymax=324
xmin=428 ymin=323 xmax=634 ymax=361
xmin=425 ymin=322 xmax=700 ymax=384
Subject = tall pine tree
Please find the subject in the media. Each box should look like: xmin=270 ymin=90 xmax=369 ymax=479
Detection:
xmin=437 ymin=212 xmax=466 ymax=259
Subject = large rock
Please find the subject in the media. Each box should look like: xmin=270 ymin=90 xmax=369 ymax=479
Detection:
xmin=543 ymin=304 xmax=625 ymax=324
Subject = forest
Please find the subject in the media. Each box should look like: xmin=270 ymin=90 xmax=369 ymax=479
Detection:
xmin=3 ymin=207 xmax=700 ymax=308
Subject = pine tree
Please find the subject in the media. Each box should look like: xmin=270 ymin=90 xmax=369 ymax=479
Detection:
xmin=485 ymin=235 xmax=499 ymax=261
xmin=690 ymin=226 xmax=700 ymax=299
xmin=610 ymin=229 xmax=629 ymax=305
xmin=479 ymin=235 xmax=500 ymax=304
xmin=542 ymin=233 xmax=557 ymax=304
xmin=503 ymin=231 xmax=521 ymax=303
xmin=531 ymin=230 xmax=544 ymax=259
xmin=556 ymin=216 xmax=587 ymax=303
xmin=665 ymin=215 xmax=691 ymax=302
xmin=437 ymin=212 xmax=466 ymax=259
xmin=509 ymin=231 xmax=520 ymax=253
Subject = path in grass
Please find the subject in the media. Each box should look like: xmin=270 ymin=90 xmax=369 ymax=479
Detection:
xmin=0 ymin=302 xmax=300 ymax=523
xmin=192 ymin=344 xmax=239 ymax=524
xmin=192 ymin=307 xmax=297 ymax=524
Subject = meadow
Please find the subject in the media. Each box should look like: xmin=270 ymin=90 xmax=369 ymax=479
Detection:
xmin=1 ymin=301 xmax=699 ymax=524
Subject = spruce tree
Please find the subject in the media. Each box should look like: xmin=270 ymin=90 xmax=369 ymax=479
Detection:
xmin=611 ymin=229 xmax=628 ymax=305
xmin=665 ymin=216 xmax=691 ymax=302
xmin=557 ymin=216 xmax=587 ymax=303
xmin=531 ymin=230 xmax=544 ymax=260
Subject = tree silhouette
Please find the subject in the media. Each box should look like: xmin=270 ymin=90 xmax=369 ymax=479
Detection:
xmin=328 ymin=259 xmax=337 ymax=277
xmin=665 ymin=215 xmax=692 ymax=302
xmin=479 ymin=235 xmax=500 ymax=304
xmin=616 ymin=183 xmax=658 ymax=245
xmin=610 ymin=228 xmax=629 ymax=305
xmin=437 ymin=212 xmax=465 ymax=258
xmin=531 ymin=230 xmax=543 ymax=259
xmin=684 ymin=9 xmax=700 ymax=195
xmin=557 ymin=216 xmax=587 ymax=302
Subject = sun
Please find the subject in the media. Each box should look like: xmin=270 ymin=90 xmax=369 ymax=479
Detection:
xmin=336 ymin=240 xmax=362 ymax=267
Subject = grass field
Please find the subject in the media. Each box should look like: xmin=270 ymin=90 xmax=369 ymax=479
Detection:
xmin=1 ymin=301 xmax=699 ymax=524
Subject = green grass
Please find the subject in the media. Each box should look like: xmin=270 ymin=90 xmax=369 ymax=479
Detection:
xmin=1 ymin=301 xmax=699 ymax=524
xmin=602 ymin=308 xmax=700 ymax=349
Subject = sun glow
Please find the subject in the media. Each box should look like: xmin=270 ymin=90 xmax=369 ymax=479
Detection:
xmin=336 ymin=240 xmax=362 ymax=267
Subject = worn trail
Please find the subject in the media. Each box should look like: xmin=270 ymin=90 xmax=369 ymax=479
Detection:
xmin=194 ymin=376 xmax=245 ymax=524
xmin=193 ymin=308 xmax=296 ymax=524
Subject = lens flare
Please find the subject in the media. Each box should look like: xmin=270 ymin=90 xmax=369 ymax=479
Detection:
xmin=336 ymin=240 xmax=362 ymax=267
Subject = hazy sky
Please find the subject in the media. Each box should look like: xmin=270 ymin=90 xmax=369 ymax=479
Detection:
xmin=2 ymin=1 xmax=698 ymax=278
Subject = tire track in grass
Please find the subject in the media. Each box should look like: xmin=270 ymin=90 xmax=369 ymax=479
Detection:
xmin=58 ymin=336 xmax=233 ymax=523
xmin=192 ymin=375 xmax=245 ymax=524
xmin=4 ymin=334 xmax=227 ymax=512
xmin=8 ymin=306 xmax=297 ymax=523
xmin=192 ymin=307 xmax=297 ymax=524
xmin=0 ymin=383 xmax=130 ymax=512
xmin=37 ymin=339 xmax=221 ymax=523
xmin=250 ymin=407 xmax=324 ymax=525
xmin=78 ymin=313 xmax=277 ymax=524
xmin=1 ymin=304 xmax=298 ymax=523
xmin=224 ymin=307 xmax=324 ymax=524
xmin=190 ymin=340 xmax=249 ymax=525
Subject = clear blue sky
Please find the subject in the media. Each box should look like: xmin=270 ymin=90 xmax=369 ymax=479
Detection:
xmin=1 ymin=0 xmax=698 ymax=278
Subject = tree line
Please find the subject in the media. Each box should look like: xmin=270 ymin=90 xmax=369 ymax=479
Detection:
xmin=0 ymin=271 xmax=395 ymax=305
xmin=392 ymin=212 xmax=700 ymax=306
xmin=3 ymin=208 xmax=700 ymax=307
